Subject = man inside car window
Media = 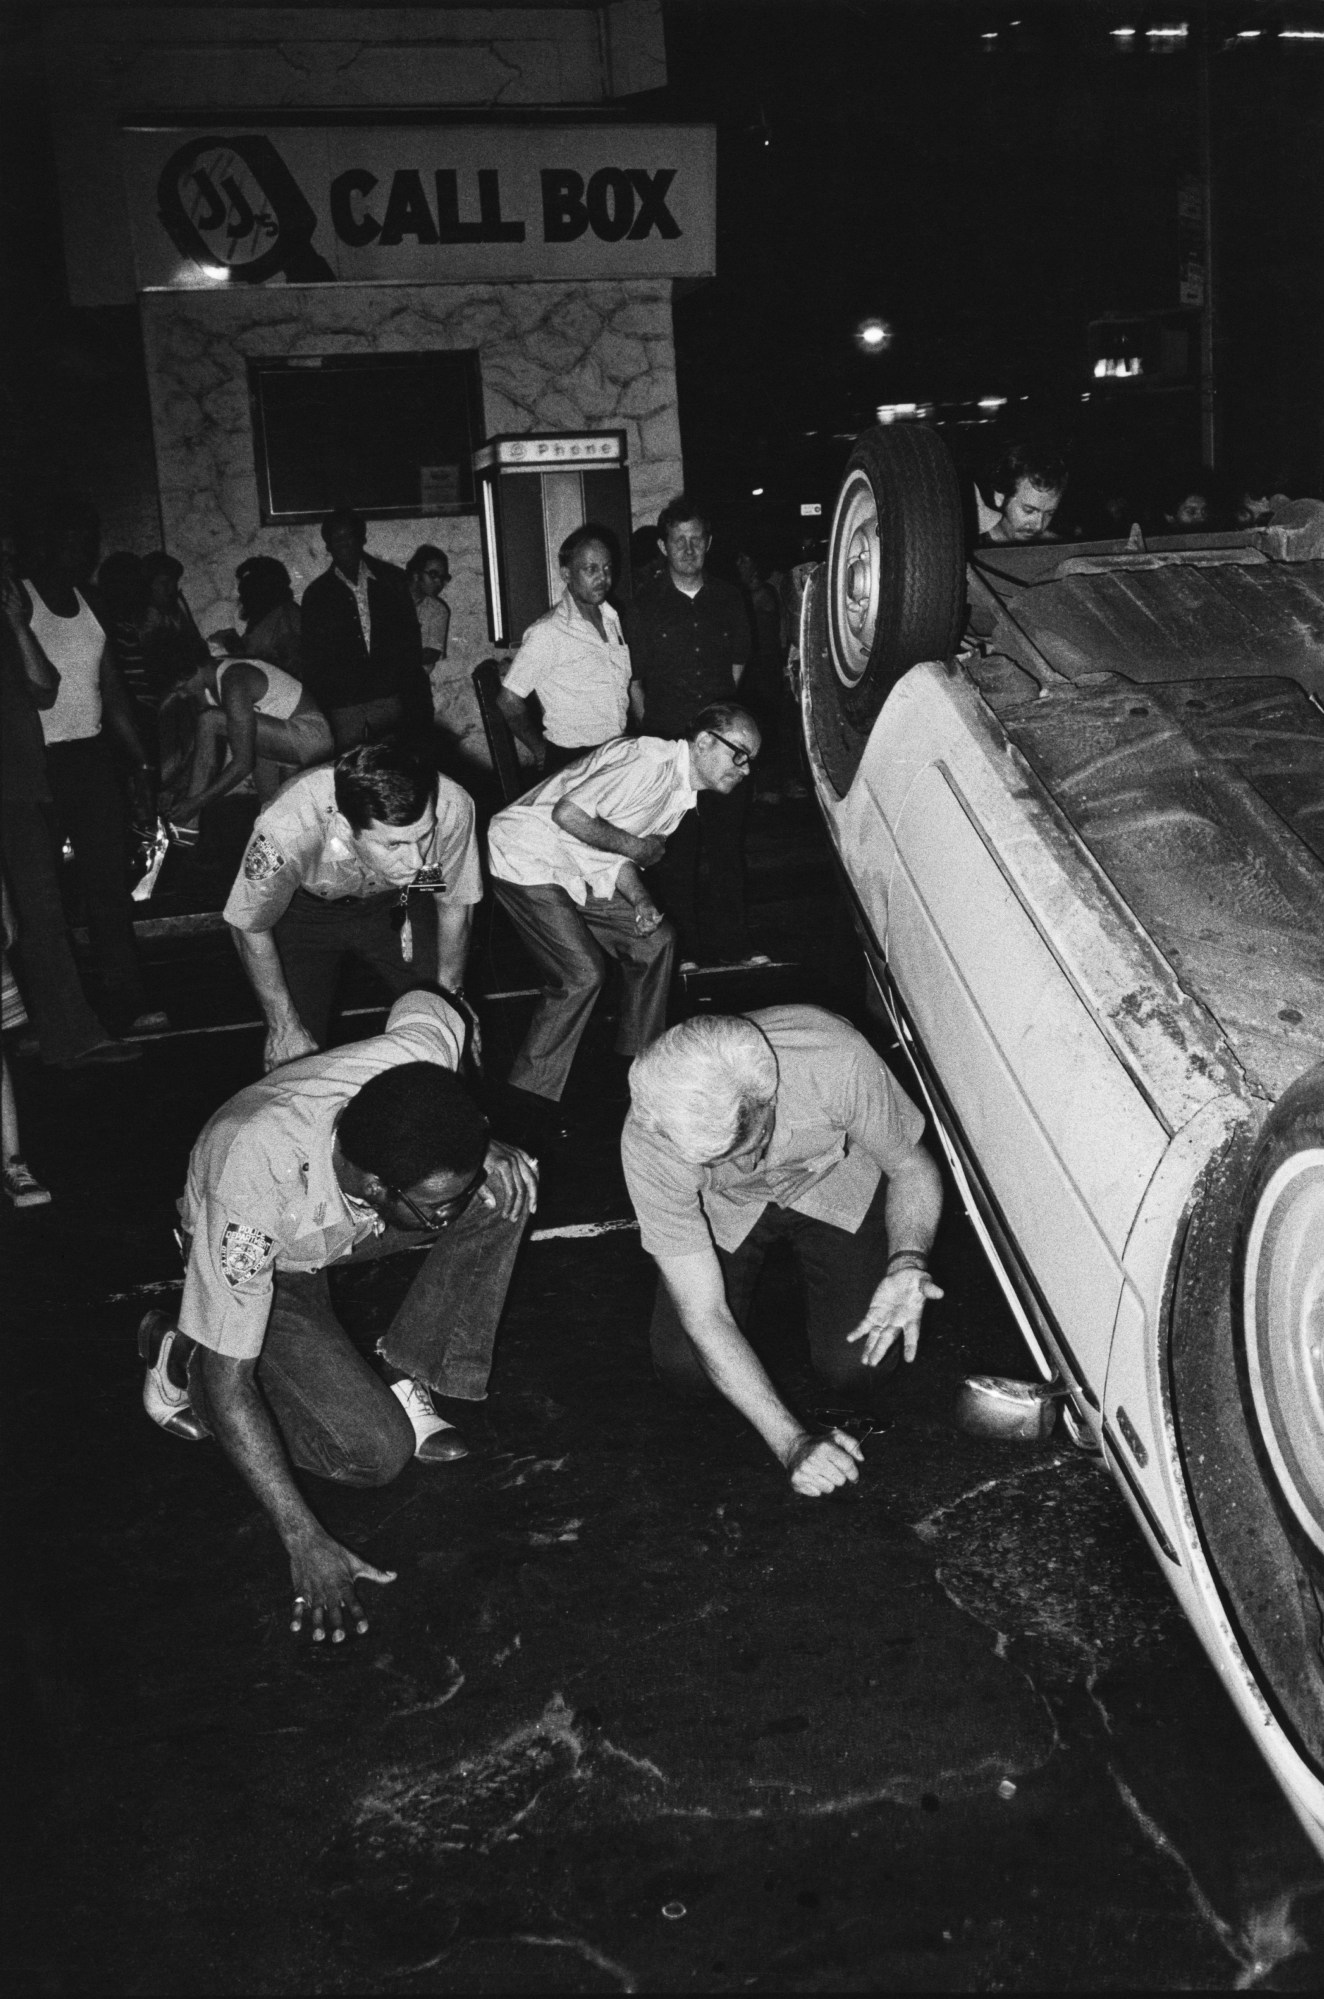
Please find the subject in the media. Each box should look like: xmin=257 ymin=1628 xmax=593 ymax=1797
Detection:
xmin=976 ymin=440 xmax=1069 ymax=545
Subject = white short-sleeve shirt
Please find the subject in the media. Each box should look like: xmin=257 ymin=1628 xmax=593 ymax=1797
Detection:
xmin=503 ymin=590 xmax=632 ymax=749
xmin=224 ymin=765 xmax=483 ymax=932
xmin=486 ymin=736 xmax=696 ymax=904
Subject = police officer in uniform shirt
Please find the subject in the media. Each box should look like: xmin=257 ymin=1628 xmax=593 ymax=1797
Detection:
xmin=138 ymin=989 xmax=538 ymax=1642
xmin=225 ymin=741 xmax=482 ymax=1073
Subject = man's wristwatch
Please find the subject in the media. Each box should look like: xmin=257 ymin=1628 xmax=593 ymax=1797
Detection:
xmin=886 ymin=1250 xmax=929 ymax=1275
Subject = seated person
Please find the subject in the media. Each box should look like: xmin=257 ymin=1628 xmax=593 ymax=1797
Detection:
xmin=159 ymin=648 xmax=333 ymax=830
xmin=976 ymin=441 xmax=1069 ymax=545
xmin=210 ymin=556 xmax=302 ymax=678
xmin=498 ymin=525 xmax=635 ymax=775
xmin=225 ymin=740 xmax=482 ymax=1073
xmin=139 ymin=988 xmax=537 ymax=1643
xmin=622 ymin=1007 xmax=944 ymax=1495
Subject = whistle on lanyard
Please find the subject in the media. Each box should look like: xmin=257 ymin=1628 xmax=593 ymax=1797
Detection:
xmin=391 ymin=868 xmax=447 ymax=964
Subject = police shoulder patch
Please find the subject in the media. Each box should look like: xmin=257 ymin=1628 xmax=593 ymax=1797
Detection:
xmin=219 ymin=1220 xmax=275 ymax=1287
xmin=243 ymin=831 xmax=286 ymax=883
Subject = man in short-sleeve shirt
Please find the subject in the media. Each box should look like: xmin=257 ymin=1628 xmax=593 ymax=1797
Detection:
xmin=225 ymin=741 xmax=482 ymax=1072
xmin=499 ymin=526 xmax=634 ymax=773
xmin=139 ymin=989 xmax=538 ymax=1642
xmin=622 ymin=1006 xmax=944 ymax=1496
xmin=487 ymin=703 xmax=760 ymax=1117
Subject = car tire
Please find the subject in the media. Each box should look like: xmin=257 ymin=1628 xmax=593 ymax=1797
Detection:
xmin=1233 ymin=1062 xmax=1324 ymax=1559
xmin=803 ymin=423 xmax=966 ymax=797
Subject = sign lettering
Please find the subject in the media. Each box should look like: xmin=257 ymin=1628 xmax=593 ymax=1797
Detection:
xmin=125 ymin=125 xmax=714 ymax=289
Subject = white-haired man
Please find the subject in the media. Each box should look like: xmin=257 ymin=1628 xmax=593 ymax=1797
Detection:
xmin=622 ymin=1006 xmax=944 ymax=1496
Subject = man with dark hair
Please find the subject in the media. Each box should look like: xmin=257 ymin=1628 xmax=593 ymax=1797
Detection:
xmin=977 ymin=441 xmax=1069 ymax=545
xmin=300 ymin=509 xmax=432 ymax=749
xmin=623 ymin=496 xmax=759 ymax=964
xmin=139 ymin=989 xmax=537 ymax=1643
xmin=487 ymin=704 xmax=761 ymax=1127
xmin=498 ymin=524 xmax=634 ymax=775
xmin=225 ymin=740 xmax=482 ymax=1073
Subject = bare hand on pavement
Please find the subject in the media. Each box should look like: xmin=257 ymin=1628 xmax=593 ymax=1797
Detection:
xmin=288 ymin=1531 xmax=396 ymax=1642
xmin=785 ymin=1428 xmax=863 ymax=1496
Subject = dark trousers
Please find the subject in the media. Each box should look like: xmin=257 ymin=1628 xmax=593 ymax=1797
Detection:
xmin=650 ymin=1171 xmax=898 ymax=1404
xmin=43 ymin=736 xmax=147 ymax=1033
xmin=0 ymin=797 xmax=112 ymax=1063
xmin=273 ymin=889 xmax=439 ymax=1046
xmin=188 ymin=1197 xmax=526 ymax=1487
xmin=493 ymin=878 xmax=675 ymax=1101
xmin=647 ymin=785 xmax=750 ymax=962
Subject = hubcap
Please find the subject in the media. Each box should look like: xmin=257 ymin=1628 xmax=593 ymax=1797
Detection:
xmin=1243 ymin=1148 xmax=1324 ymax=1554
xmin=829 ymin=471 xmax=880 ymax=688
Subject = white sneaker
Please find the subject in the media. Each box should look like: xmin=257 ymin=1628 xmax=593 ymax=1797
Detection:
xmin=139 ymin=1310 xmax=206 ymax=1441
xmin=390 ymin=1377 xmax=469 ymax=1463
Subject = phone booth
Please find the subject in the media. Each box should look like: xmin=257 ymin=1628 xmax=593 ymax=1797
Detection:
xmin=473 ymin=430 xmax=632 ymax=645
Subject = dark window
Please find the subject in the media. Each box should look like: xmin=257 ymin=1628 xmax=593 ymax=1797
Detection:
xmin=248 ymin=351 xmax=483 ymax=524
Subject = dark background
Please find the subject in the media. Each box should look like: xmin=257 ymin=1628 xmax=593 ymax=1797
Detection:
xmin=1 ymin=0 xmax=1321 ymax=555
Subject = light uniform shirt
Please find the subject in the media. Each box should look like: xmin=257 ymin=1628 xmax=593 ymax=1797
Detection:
xmin=503 ymin=589 xmax=631 ymax=748
xmin=25 ymin=583 xmax=105 ymax=744
xmin=178 ymin=991 xmax=466 ymax=1359
xmin=223 ymin=765 xmax=483 ymax=931
xmin=621 ymin=1005 xmax=925 ymax=1258
xmin=486 ymin=736 xmax=696 ymax=904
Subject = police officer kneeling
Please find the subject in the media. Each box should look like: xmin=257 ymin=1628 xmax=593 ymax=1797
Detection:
xmin=139 ymin=990 xmax=537 ymax=1642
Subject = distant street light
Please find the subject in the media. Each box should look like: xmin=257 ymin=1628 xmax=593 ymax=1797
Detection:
xmin=854 ymin=317 xmax=894 ymax=354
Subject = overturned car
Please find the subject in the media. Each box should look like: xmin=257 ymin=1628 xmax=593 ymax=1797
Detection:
xmin=798 ymin=424 xmax=1324 ymax=1855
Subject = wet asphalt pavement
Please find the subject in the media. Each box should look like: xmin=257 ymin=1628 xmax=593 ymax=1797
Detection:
xmin=4 ymin=804 xmax=1323 ymax=1993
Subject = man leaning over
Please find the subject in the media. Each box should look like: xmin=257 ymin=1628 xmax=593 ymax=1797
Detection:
xmin=622 ymin=1007 xmax=944 ymax=1495
xmin=487 ymin=703 xmax=761 ymax=1132
xmin=226 ymin=741 xmax=482 ymax=1073
xmin=139 ymin=990 xmax=537 ymax=1641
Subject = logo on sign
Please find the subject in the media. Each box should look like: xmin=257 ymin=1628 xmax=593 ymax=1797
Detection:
xmin=158 ymin=135 xmax=334 ymax=283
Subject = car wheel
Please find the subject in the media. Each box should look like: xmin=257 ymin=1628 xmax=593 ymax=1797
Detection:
xmin=1234 ymin=1062 xmax=1324 ymax=1557
xmin=803 ymin=424 xmax=966 ymax=797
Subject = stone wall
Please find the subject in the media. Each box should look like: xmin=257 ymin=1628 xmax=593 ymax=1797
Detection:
xmin=140 ymin=278 xmax=682 ymax=767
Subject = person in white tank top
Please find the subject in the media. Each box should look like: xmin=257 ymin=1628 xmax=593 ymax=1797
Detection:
xmin=160 ymin=648 xmax=334 ymax=830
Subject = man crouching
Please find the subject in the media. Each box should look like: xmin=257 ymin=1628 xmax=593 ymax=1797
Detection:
xmin=139 ymin=990 xmax=536 ymax=1641
xmin=622 ymin=1007 xmax=943 ymax=1495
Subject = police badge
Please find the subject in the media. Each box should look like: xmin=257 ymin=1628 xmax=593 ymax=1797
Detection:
xmin=220 ymin=1221 xmax=275 ymax=1287
xmin=243 ymin=832 xmax=286 ymax=882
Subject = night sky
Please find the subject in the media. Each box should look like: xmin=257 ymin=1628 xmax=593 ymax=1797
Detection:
xmin=654 ymin=1 xmax=1324 ymax=547
xmin=0 ymin=1 xmax=1320 ymax=552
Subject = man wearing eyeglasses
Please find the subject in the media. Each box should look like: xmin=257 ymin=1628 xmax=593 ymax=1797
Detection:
xmin=138 ymin=989 xmax=537 ymax=1644
xmin=487 ymin=703 xmax=761 ymax=1132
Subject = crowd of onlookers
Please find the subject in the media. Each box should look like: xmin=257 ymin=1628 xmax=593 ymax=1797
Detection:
xmin=1 ymin=440 xmax=1310 ymax=1209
